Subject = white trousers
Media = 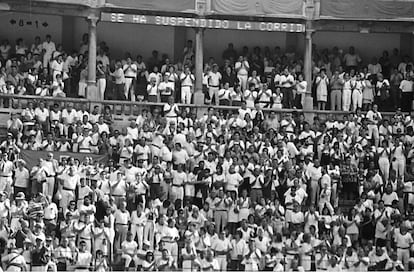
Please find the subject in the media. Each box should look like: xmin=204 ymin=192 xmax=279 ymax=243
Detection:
xmin=97 ymin=78 xmax=106 ymax=101
xmin=122 ymin=254 xmax=139 ymax=268
xmin=181 ymin=86 xmax=192 ymax=104
xmin=60 ymin=189 xmax=75 ymax=210
xmin=124 ymin=78 xmax=135 ymax=101
xmin=42 ymin=177 xmax=55 ymax=197
xmin=342 ymin=89 xmax=352 ymax=111
xmin=352 ymin=89 xmax=362 ymax=110
xmin=130 ymin=225 xmax=144 ymax=249
xmin=208 ymin=86 xmax=219 ymax=105
xmin=238 ymin=75 xmax=248 ymax=91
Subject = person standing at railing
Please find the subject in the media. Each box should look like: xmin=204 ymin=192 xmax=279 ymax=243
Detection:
xmin=146 ymin=77 xmax=159 ymax=103
xmin=122 ymin=58 xmax=137 ymax=102
xmin=315 ymin=68 xmax=329 ymax=111
xmin=110 ymin=60 xmax=126 ymax=101
xmin=159 ymin=74 xmax=174 ymax=103
xmin=235 ymin=56 xmax=249 ymax=92
xmin=96 ymin=61 xmax=106 ymax=102
xmin=180 ymin=66 xmax=195 ymax=105
xmin=42 ymin=35 xmax=56 ymax=70
xmin=208 ymin=64 xmax=223 ymax=105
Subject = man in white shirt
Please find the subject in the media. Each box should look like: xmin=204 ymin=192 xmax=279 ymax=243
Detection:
xmin=0 ymin=153 xmax=14 ymax=193
xmin=123 ymin=57 xmax=137 ymax=101
xmin=305 ymin=158 xmax=322 ymax=206
xmin=395 ymin=225 xmax=413 ymax=268
xmin=400 ymin=76 xmax=413 ymax=112
xmin=61 ymin=103 xmax=77 ymax=137
xmin=159 ymin=75 xmax=174 ymax=103
xmin=208 ymin=64 xmax=222 ymax=105
xmin=35 ymin=101 xmax=50 ymax=133
xmin=59 ymin=166 xmax=79 ymax=209
xmin=343 ymin=46 xmax=361 ymax=72
xmin=366 ymin=104 xmax=382 ymax=147
xmin=280 ymin=68 xmax=295 ymax=108
xmin=180 ymin=66 xmax=195 ymax=104
xmin=13 ymin=159 xmax=29 ymax=196
xmin=235 ymin=56 xmax=249 ymax=91
xmin=114 ymin=201 xmax=131 ymax=250
xmin=110 ymin=60 xmax=126 ymax=100
xmin=211 ymin=231 xmax=232 ymax=271
xmin=42 ymin=34 xmax=56 ymax=68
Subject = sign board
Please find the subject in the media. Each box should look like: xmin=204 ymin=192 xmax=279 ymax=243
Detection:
xmin=32 ymin=0 xmax=99 ymax=7
xmin=101 ymin=12 xmax=305 ymax=32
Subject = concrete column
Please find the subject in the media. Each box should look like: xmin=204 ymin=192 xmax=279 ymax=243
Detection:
xmin=86 ymin=16 xmax=98 ymax=100
xmin=303 ymin=28 xmax=314 ymax=111
xmin=194 ymin=28 xmax=205 ymax=108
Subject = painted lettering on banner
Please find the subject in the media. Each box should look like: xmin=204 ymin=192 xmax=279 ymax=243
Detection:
xmin=102 ymin=13 xmax=305 ymax=32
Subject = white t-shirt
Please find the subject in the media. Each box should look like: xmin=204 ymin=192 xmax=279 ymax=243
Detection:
xmin=35 ymin=108 xmax=49 ymax=122
xmin=180 ymin=73 xmax=195 ymax=87
xmin=208 ymin=71 xmax=222 ymax=87
xmin=14 ymin=167 xmax=30 ymax=188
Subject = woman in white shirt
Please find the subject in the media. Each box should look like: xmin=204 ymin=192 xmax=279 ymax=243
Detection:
xmin=315 ymin=69 xmax=329 ymax=110
xmin=295 ymin=74 xmax=307 ymax=109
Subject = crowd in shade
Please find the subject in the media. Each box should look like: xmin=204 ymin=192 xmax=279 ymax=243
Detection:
xmin=1 ymin=35 xmax=413 ymax=112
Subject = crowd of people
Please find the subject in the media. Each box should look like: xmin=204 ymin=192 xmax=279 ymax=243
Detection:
xmin=1 ymin=34 xmax=414 ymax=112
xmin=0 ymin=90 xmax=412 ymax=272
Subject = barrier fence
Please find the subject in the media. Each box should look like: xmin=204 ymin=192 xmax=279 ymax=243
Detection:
xmin=8 ymin=249 xmax=382 ymax=272
xmin=0 ymin=94 xmax=400 ymax=120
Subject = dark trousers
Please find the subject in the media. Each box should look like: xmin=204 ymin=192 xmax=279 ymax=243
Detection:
xmin=390 ymin=85 xmax=401 ymax=110
xmin=229 ymin=260 xmax=244 ymax=271
xmin=115 ymin=83 xmax=126 ymax=100
xmin=281 ymin=87 xmax=293 ymax=108
xmin=150 ymin=183 xmax=162 ymax=200
xmin=401 ymin=92 xmax=413 ymax=112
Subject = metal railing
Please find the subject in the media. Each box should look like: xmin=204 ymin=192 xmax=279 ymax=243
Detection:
xmin=13 ymin=249 xmax=379 ymax=272
xmin=0 ymin=93 xmax=400 ymax=119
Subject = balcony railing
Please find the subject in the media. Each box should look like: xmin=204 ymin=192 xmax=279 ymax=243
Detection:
xmin=0 ymin=94 xmax=399 ymax=120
